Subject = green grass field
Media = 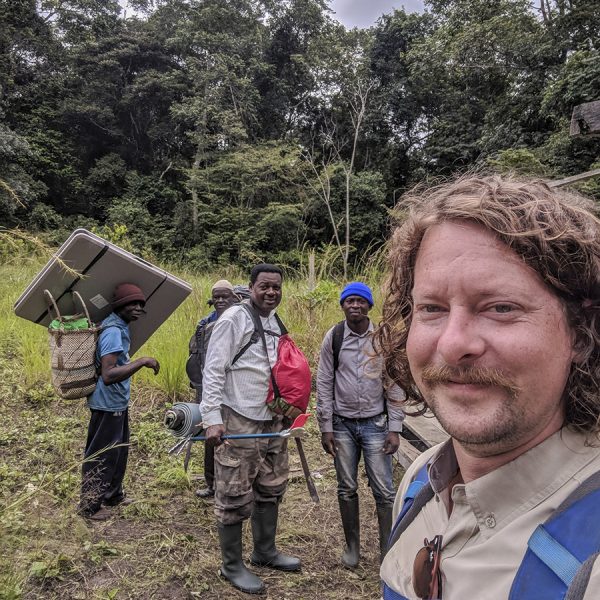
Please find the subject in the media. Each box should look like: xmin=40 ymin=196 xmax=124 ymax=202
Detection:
xmin=0 ymin=261 xmax=400 ymax=600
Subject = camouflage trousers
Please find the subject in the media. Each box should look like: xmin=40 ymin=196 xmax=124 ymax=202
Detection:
xmin=214 ymin=405 xmax=289 ymax=525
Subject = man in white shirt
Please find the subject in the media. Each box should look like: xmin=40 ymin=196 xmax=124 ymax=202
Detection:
xmin=377 ymin=175 xmax=600 ymax=600
xmin=201 ymin=263 xmax=300 ymax=595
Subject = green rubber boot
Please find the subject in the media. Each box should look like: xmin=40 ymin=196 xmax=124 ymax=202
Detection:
xmin=217 ymin=522 xmax=265 ymax=594
xmin=250 ymin=502 xmax=301 ymax=571
xmin=376 ymin=504 xmax=393 ymax=563
xmin=338 ymin=497 xmax=360 ymax=569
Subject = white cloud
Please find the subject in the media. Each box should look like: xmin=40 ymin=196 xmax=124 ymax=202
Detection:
xmin=328 ymin=0 xmax=424 ymax=29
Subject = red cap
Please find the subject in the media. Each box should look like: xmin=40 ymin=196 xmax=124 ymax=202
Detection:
xmin=111 ymin=283 xmax=146 ymax=310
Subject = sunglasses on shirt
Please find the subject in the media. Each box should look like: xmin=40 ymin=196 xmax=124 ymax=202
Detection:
xmin=412 ymin=534 xmax=443 ymax=599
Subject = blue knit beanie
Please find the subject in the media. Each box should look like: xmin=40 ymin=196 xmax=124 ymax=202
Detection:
xmin=340 ymin=282 xmax=374 ymax=307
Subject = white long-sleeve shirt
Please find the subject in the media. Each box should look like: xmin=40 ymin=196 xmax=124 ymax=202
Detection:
xmin=200 ymin=302 xmax=280 ymax=426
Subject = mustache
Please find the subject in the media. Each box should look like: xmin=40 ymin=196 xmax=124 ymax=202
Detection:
xmin=421 ymin=364 xmax=520 ymax=398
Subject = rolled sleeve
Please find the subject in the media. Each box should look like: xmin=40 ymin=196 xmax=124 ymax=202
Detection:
xmin=386 ymin=383 xmax=406 ymax=433
xmin=316 ymin=327 xmax=335 ymax=433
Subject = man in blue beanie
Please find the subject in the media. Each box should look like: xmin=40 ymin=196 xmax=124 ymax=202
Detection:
xmin=316 ymin=282 xmax=404 ymax=568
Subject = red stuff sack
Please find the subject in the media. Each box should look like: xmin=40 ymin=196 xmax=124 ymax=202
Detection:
xmin=240 ymin=304 xmax=311 ymax=419
xmin=267 ymin=332 xmax=312 ymax=419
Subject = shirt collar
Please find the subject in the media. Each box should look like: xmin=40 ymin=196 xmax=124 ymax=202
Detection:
xmin=244 ymin=299 xmax=277 ymax=320
xmin=104 ymin=312 xmax=128 ymax=330
xmin=428 ymin=427 xmax=599 ymax=534
xmin=343 ymin=319 xmax=373 ymax=338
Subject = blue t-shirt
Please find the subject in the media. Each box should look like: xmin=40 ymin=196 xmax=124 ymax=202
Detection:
xmin=87 ymin=312 xmax=131 ymax=412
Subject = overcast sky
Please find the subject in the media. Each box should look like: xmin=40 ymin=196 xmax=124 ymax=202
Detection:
xmin=328 ymin=0 xmax=424 ymax=29
xmin=118 ymin=1 xmax=425 ymax=30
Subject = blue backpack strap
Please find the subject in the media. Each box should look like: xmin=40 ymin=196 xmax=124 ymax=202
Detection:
xmin=382 ymin=462 xmax=432 ymax=600
xmin=389 ymin=462 xmax=430 ymax=541
xmin=510 ymin=471 xmax=600 ymax=600
xmin=382 ymin=583 xmax=411 ymax=600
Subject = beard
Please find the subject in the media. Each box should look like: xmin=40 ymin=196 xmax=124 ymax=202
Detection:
xmin=419 ymin=364 xmax=524 ymax=451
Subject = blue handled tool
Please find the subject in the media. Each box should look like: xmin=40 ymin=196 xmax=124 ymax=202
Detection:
xmin=167 ymin=413 xmax=310 ymax=455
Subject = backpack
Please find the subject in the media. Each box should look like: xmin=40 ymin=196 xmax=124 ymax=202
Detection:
xmin=240 ymin=303 xmax=311 ymax=419
xmin=382 ymin=463 xmax=600 ymax=600
xmin=185 ymin=318 xmax=217 ymax=391
xmin=233 ymin=284 xmax=251 ymax=300
xmin=45 ymin=289 xmax=101 ymax=399
xmin=185 ymin=309 xmax=260 ymax=393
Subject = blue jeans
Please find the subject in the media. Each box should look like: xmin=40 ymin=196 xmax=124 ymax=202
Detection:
xmin=332 ymin=413 xmax=395 ymax=507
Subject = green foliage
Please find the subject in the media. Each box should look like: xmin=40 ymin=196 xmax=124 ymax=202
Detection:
xmin=487 ymin=148 xmax=548 ymax=176
xmin=577 ymin=161 xmax=600 ymax=198
xmin=155 ymin=462 xmax=190 ymax=491
xmin=132 ymin=419 xmax=170 ymax=456
xmin=298 ymin=280 xmax=339 ymax=310
xmin=84 ymin=540 xmax=119 ymax=564
xmin=3 ymin=0 xmax=600 ymax=267
xmin=28 ymin=554 xmax=74 ymax=581
xmin=90 ymin=223 xmax=133 ymax=251
xmin=27 ymin=203 xmax=64 ymax=232
xmin=0 ymin=574 xmax=22 ymax=600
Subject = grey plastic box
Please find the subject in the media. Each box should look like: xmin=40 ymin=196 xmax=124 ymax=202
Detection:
xmin=14 ymin=228 xmax=192 ymax=355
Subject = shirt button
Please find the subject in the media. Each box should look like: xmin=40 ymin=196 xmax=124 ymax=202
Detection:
xmin=484 ymin=514 xmax=496 ymax=528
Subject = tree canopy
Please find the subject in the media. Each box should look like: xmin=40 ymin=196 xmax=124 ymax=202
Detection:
xmin=1 ymin=0 xmax=599 ymax=271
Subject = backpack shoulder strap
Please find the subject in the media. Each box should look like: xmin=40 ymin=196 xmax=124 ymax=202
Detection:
xmin=231 ymin=304 xmax=261 ymax=365
xmin=387 ymin=462 xmax=433 ymax=550
xmin=237 ymin=303 xmax=281 ymax=397
xmin=382 ymin=461 xmax=433 ymax=600
xmin=274 ymin=313 xmax=288 ymax=336
xmin=331 ymin=320 xmax=345 ymax=372
xmin=509 ymin=470 xmax=600 ymax=600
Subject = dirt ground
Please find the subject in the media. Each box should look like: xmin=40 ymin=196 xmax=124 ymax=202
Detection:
xmin=1 ymin=382 xmax=404 ymax=600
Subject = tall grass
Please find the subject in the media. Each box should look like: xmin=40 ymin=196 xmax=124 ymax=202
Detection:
xmin=0 ymin=255 xmax=390 ymax=600
xmin=0 ymin=265 xmax=48 ymax=385
xmin=1 ymin=250 xmax=386 ymax=400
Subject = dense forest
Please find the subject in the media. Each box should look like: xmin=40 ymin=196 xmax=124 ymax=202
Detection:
xmin=1 ymin=0 xmax=599 ymax=272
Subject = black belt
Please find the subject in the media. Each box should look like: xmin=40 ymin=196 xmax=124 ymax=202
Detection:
xmin=334 ymin=413 xmax=384 ymax=423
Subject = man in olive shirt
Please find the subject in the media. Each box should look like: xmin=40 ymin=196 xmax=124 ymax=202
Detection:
xmin=317 ymin=282 xmax=404 ymax=568
xmin=377 ymin=175 xmax=600 ymax=599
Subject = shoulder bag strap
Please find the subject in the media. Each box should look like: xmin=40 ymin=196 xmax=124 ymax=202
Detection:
xmin=231 ymin=305 xmax=259 ymax=365
xmin=332 ymin=320 xmax=345 ymax=373
xmin=246 ymin=303 xmax=281 ymax=399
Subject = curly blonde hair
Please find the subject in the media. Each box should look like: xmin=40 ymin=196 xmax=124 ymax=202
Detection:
xmin=375 ymin=174 xmax=600 ymax=433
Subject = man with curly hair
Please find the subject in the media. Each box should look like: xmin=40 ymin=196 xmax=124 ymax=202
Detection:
xmin=377 ymin=175 xmax=600 ymax=600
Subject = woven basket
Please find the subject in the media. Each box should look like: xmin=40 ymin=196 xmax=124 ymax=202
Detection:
xmin=45 ymin=290 xmax=100 ymax=399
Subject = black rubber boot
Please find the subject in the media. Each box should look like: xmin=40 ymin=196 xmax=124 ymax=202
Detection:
xmin=249 ymin=502 xmax=301 ymax=572
xmin=376 ymin=504 xmax=393 ymax=563
xmin=338 ymin=497 xmax=360 ymax=569
xmin=218 ymin=522 xmax=266 ymax=594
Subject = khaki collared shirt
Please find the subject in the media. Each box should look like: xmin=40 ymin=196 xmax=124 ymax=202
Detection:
xmin=380 ymin=428 xmax=600 ymax=599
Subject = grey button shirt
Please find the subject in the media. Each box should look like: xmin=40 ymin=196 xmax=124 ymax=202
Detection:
xmin=316 ymin=320 xmax=405 ymax=433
